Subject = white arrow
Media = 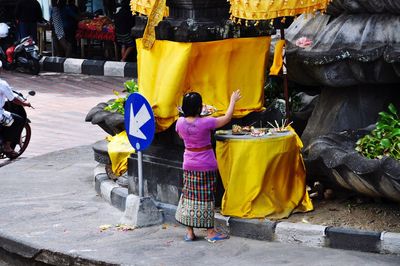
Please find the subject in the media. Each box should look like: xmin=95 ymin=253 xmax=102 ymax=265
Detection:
xmin=129 ymin=103 xmax=151 ymax=140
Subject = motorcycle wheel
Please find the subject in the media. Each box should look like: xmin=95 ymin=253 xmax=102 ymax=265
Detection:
xmin=8 ymin=123 xmax=31 ymax=159
xmin=29 ymin=59 xmax=40 ymax=75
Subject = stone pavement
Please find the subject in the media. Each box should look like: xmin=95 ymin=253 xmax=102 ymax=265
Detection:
xmin=0 ymin=71 xmax=125 ymax=158
xmin=1 ymin=145 xmax=400 ymax=266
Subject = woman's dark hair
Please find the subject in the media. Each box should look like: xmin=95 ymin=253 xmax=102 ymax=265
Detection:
xmin=182 ymin=92 xmax=202 ymax=117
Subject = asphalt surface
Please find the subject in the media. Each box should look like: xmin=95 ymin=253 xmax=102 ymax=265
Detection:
xmin=0 ymin=145 xmax=400 ymax=265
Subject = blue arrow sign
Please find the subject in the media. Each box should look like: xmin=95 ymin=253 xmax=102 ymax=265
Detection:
xmin=124 ymin=93 xmax=155 ymax=152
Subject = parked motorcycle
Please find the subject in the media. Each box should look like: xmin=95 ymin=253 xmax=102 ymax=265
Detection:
xmin=0 ymin=90 xmax=35 ymax=159
xmin=0 ymin=23 xmax=41 ymax=75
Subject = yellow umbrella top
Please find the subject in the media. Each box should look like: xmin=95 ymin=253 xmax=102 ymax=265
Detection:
xmin=130 ymin=0 xmax=168 ymax=16
xmin=229 ymin=0 xmax=332 ymax=21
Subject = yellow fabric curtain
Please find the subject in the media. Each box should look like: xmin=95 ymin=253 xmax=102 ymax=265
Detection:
xmin=216 ymin=131 xmax=313 ymax=219
xmin=269 ymin=39 xmax=285 ymax=75
xmin=229 ymin=0 xmax=332 ymax=21
xmin=107 ymin=131 xmax=135 ymax=176
xmin=136 ymin=37 xmax=271 ymax=132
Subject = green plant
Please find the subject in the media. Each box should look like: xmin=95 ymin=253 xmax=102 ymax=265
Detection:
xmin=104 ymin=80 xmax=139 ymax=115
xmin=355 ymin=103 xmax=400 ymax=160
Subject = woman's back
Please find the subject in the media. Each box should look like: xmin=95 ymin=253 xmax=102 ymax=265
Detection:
xmin=176 ymin=116 xmax=218 ymax=171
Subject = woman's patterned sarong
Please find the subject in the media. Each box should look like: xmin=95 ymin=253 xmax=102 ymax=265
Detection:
xmin=175 ymin=170 xmax=217 ymax=228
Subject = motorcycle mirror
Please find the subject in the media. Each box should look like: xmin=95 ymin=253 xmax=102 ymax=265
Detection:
xmin=28 ymin=91 xmax=36 ymax=96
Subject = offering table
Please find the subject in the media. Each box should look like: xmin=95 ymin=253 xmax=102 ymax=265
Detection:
xmin=215 ymin=130 xmax=313 ymax=219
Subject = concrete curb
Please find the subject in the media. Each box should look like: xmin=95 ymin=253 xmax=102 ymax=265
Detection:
xmin=40 ymin=56 xmax=137 ymax=78
xmin=94 ymin=163 xmax=400 ymax=255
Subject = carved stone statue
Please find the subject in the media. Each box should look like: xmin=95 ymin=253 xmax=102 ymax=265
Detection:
xmin=282 ymin=0 xmax=400 ymax=201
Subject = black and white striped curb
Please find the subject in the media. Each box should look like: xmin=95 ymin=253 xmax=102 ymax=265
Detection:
xmin=93 ymin=164 xmax=400 ymax=255
xmin=39 ymin=56 xmax=137 ymax=78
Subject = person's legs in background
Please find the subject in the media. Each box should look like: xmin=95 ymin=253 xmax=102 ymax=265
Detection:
xmin=17 ymin=22 xmax=28 ymax=40
xmin=59 ymin=37 xmax=72 ymax=57
xmin=18 ymin=22 xmax=38 ymax=43
xmin=27 ymin=22 xmax=38 ymax=43
xmin=64 ymin=27 xmax=77 ymax=56
xmin=121 ymin=40 xmax=136 ymax=62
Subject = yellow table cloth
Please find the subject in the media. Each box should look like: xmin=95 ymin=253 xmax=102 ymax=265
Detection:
xmin=216 ymin=131 xmax=313 ymax=219
xmin=136 ymin=37 xmax=270 ymax=132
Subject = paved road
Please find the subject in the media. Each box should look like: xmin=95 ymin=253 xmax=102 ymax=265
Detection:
xmin=0 ymin=70 xmax=127 ymax=158
xmin=0 ymin=145 xmax=399 ymax=266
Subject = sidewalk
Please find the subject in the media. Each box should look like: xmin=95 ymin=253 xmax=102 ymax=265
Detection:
xmin=1 ymin=145 xmax=400 ymax=265
xmin=39 ymin=56 xmax=137 ymax=78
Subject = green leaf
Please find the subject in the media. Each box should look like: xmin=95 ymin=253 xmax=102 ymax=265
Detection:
xmin=376 ymin=123 xmax=390 ymax=130
xmin=380 ymin=139 xmax=391 ymax=148
xmin=389 ymin=128 xmax=400 ymax=138
xmin=388 ymin=103 xmax=398 ymax=116
xmin=379 ymin=111 xmax=395 ymax=121
xmin=124 ymin=80 xmax=139 ymax=94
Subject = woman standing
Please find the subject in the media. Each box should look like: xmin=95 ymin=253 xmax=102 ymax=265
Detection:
xmin=175 ymin=90 xmax=241 ymax=242
xmin=114 ymin=0 xmax=135 ymax=62
xmin=14 ymin=0 xmax=44 ymax=43
xmin=50 ymin=0 xmax=72 ymax=57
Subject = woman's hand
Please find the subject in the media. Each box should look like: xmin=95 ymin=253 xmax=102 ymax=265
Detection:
xmin=231 ymin=89 xmax=242 ymax=103
xmin=216 ymin=89 xmax=242 ymax=128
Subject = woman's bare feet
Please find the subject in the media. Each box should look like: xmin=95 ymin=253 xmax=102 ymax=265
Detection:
xmin=206 ymin=228 xmax=228 ymax=240
xmin=184 ymin=227 xmax=195 ymax=241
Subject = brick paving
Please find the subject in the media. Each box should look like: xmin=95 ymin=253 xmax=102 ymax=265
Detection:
xmin=0 ymin=71 xmax=128 ymax=158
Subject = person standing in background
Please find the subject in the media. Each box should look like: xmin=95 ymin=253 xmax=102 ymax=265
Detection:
xmin=50 ymin=0 xmax=72 ymax=57
xmin=60 ymin=0 xmax=80 ymax=56
xmin=14 ymin=0 xmax=44 ymax=43
xmin=114 ymin=0 xmax=135 ymax=62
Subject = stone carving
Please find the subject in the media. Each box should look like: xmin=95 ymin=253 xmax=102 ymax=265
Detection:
xmin=304 ymin=126 xmax=400 ymax=202
xmin=284 ymin=11 xmax=400 ymax=86
xmin=85 ymin=101 xmax=124 ymax=136
xmin=280 ymin=0 xmax=400 ymax=200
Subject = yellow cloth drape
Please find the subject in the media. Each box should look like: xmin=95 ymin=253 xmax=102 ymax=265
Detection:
xmin=130 ymin=0 xmax=168 ymax=16
xmin=106 ymin=131 xmax=135 ymax=176
xmin=269 ymin=39 xmax=285 ymax=75
xmin=136 ymin=37 xmax=271 ymax=132
xmin=229 ymin=0 xmax=332 ymax=21
xmin=141 ymin=0 xmax=167 ymax=50
xmin=216 ymin=132 xmax=313 ymax=219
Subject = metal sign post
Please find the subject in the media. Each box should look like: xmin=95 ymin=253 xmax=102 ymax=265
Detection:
xmin=122 ymin=92 xmax=161 ymax=227
xmin=124 ymin=92 xmax=155 ymax=197
xmin=138 ymin=151 xmax=143 ymax=197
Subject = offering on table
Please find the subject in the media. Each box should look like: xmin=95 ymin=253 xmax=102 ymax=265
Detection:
xmin=232 ymin=124 xmax=243 ymax=134
xmin=250 ymin=128 xmax=267 ymax=137
xmin=232 ymin=124 xmax=254 ymax=135
xmin=267 ymin=119 xmax=293 ymax=134
xmin=241 ymin=126 xmax=253 ymax=132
